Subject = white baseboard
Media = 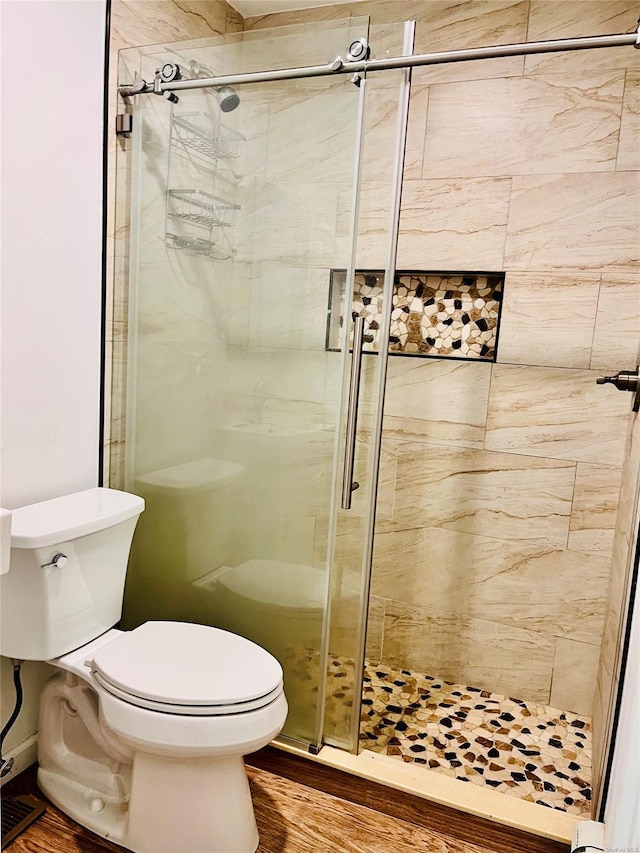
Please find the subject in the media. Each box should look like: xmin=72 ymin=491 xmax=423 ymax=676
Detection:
xmin=571 ymin=820 xmax=605 ymax=852
xmin=0 ymin=733 xmax=38 ymax=787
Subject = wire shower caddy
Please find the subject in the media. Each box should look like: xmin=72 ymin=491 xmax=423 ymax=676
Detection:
xmin=165 ymin=111 xmax=243 ymax=257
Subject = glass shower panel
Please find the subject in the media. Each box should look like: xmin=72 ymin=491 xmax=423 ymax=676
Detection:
xmin=321 ymin=21 xmax=414 ymax=750
xmin=355 ymin=36 xmax=639 ymax=813
xmin=117 ymin=19 xmax=372 ymax=747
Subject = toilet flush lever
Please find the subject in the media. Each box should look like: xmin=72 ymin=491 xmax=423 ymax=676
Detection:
xmin=41 ymin=552 xmax=68 ymax=570
xmin=596 ymin=367 xmax=640 ymax=412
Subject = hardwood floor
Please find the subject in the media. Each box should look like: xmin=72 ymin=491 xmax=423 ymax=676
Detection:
xmin=2 ymin=754 xmax=569 ymax=852
xmin=248 ymin=747 xmax=569 ymax=853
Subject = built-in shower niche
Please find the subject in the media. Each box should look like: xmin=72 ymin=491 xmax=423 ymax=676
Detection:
xmin=327 ymin=270 xmax=504 ymax=360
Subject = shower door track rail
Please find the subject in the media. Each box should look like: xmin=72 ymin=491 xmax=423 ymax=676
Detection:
xmin=119 ymin=26 xmax=640 ymax=98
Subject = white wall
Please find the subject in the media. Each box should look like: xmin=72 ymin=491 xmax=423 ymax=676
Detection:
xmin=604 ymin=581 xmax=640 ymax=846
xmin=0 ymin=0 xmax=107 ymax=776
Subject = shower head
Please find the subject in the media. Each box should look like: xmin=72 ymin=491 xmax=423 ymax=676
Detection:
xmin=216 ymin=86 xmax=240 ymax=113
xmin=187 ymin=60 xmax=240 ymax=112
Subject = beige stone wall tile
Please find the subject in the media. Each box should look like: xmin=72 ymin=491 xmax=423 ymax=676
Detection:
xmin=382 ymin=358 xmax=490 ymax=449
xmin=238 ymin=182 xmax=340 ymax=267
xmin=366 ymin=19 xmax=409 ymax=57
xmin=332 ymin=511 xmax=369 ymax=590
xmin=107 ymin=438 xmax=126 ymax=490
xmin=525 ymin=0 xmax=639 ymax=76
xmin=365 ymin=595 xmax=386 ymax=663
xmin=527 ymin=0 xmax=639 ymax=40
xmin=382 ymin=598 xmax=555 ymax=703
xmin=103 ymin=340 xmax=114 ymax=445
xmin=551 ymin=638 xmax=600 ymax=716
xmin=244 ymin=0 xmax=529 ymax=92
xmin=392 ymin=443 xmax=575 ymax=547
xmin=592 ymin=656 xmax=612 ymax=804
xmin=592 ymin=411 xmax=640 ymax=787
xmin=104 ymin=236 xmax=116 ymax=346
xmin=371 ymin=525 xmax=609 ymax=646
xmin=468 ymin=546 xmax=609 ymax=646
xmin=111 ymin=0 xmax=228 ymax=49
xmin=498 ymin=272 xmax=601 ymax=368
xmin=568 ymin=463 xmax=623 ymax=553
xmin=265 ymin=89 xmax=358 ymax=184
xmin=397 ymin=177 xmax=512 ymax=269
xmin=112 ymin=240 xmax=130 ymax=335
xmin=617 ymin=70 xmax=640 ymax=172
xmin=413 ymin=0 xmax=528 ymax=72
xmin=382 ymin=414 xmax=486 ymax=449
xmin=226 ymin=4 xmax=244 ymax=33
xmin=410 ymin=54 xmax=526 ymax=88
xmin=341 ymin=354 xmax=379 ymax=420
xmin=247 ymin=264 xmax=330 ymax=350
xmin=227 ymin=261 xmax=251 ymax=346
xmin=132 ymin=339 xmax=226 ymax=474
xmin=327 ymin=583 xmax=361 ymax=639
xmin=343 ymin=176 xmax=511 ymax=268
xmin=422 ymin=72 xmax=624 ymax=178
xmin=402 ymin=85 xmax=429 ymax=180
xmin=503 ymin=172 xmax=640 ymax=272
xmin=590 ymin=274 xmax=640 ymax=372
xmin=243 ymin=3 xmax=352 ymax=30
xmin=109 ymin=336 xmax=128 ymax=484
xmin=350 ymin=434 xmax=398 ymax=520
xmin=106 ymin=0 xmax=637 ymax=725
xmin=107 ymin=0 xmax=239 ymax=487
xmin=229 ymin=347 xmax=340 ymax=410
xmin=335 ymin=181 xmax=389 ymax=268
xmin=239 ymin=17 xmax=371 ymax=83
xmin=485 ymin=365 xmax=631 ymax=466
xmin=359 ymin=0 xmax=528 ymax=85
xmin=337 ymin=76 xmax=426 ymax=188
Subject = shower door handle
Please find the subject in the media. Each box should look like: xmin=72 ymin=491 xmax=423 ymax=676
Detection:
xmin=341 ymin=315 xmax=365 ymax=510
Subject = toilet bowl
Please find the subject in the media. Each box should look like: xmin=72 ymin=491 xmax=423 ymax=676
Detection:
xmin=0 ymin=487 xmax=287 ymax=853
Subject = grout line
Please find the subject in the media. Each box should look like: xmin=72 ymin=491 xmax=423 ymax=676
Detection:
xmin=565 ymin=461 xmax=579 ymax=551
xmin=588 ymin=273 xmax=604 ymax=372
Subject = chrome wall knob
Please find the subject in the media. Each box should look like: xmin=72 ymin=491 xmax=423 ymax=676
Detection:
xmin=596 ymin=366 xmax=640 ymax=411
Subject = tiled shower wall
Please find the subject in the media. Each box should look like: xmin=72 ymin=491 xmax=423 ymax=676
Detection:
xmin=105 ymin=0 xmax=244 ymax=484
xmin=107 ymin=0 xmax=640 ymax=754
xmin=246 ymin=0 xmax=640 ymax=717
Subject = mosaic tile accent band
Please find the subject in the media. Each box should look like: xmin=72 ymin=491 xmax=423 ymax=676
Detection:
xmin=327 ymin=271 xmax=504 ymax=360
xmin=358 ymin=662 xmax=592 ymax=816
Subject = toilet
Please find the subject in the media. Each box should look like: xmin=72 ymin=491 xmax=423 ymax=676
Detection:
xmin=0 ymin=487 xmax=287 ymax=853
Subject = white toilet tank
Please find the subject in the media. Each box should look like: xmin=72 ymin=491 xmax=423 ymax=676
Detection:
xmin=0 ymin=488 xmax=144 ymax=661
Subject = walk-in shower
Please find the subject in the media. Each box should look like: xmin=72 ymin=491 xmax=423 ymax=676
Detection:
xmin=108 ymin=7 xmax=640 ymax=833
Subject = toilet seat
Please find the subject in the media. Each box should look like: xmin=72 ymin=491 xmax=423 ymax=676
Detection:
xmin=90 ymin=621 xmax=284 ymax=716
xmin=92 ymin=672 xmax=283 ymax=716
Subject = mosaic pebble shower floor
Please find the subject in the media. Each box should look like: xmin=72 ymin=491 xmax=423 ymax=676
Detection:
xmin=358 ymin=662 xmax=592 ymax=816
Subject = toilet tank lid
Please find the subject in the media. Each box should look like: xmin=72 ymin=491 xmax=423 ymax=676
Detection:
xmin=10 ymin=488 xmax=145 ymax=549
xmin=135 ymin=458 xmax=244 ymax=493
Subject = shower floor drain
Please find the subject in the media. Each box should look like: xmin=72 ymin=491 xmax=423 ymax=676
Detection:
xmin=1 ymin=794 xmax=46 ymax=848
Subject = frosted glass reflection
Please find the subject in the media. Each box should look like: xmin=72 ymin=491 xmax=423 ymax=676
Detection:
xmin=121 ymin=21 xmax=366 ymax=745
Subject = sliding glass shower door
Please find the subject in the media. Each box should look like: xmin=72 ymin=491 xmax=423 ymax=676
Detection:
xmin=114 ymin=18 xmax=397 ymax=749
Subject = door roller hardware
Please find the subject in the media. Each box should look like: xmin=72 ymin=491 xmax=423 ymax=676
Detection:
xmin=346 ymin=37 xmax=370 ymax=62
